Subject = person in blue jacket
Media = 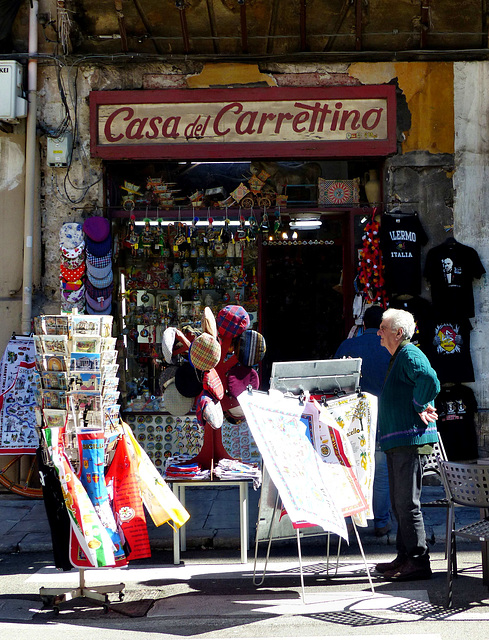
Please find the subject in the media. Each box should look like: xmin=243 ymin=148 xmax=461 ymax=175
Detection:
xmin=375 ymin=308 xmax=440 ymax=582
xmin=335 ymin=305 xmax=392 ymax=536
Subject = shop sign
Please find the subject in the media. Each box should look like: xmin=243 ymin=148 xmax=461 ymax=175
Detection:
xmin=90 ymin=86 xmax=396 ymax=159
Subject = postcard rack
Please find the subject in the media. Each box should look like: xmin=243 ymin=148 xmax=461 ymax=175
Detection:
xmin=34 ymin=312 xmax=126 ymax=613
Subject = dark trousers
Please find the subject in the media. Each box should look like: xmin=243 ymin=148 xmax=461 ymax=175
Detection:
xmin=385 ymin=446 xmax=429 ymax=561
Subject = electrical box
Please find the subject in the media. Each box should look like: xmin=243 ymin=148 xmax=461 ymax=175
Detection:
xmin=47 ymin=132 xmax=73 ymax=167
xmin=0 ymin=61 xmax=27 ymax=123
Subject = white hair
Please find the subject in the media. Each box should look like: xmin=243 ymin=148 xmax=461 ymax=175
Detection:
xmin=382 ymin=308 xmax=416 ymax=340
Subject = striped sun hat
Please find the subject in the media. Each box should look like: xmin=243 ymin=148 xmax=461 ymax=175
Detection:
xmin=235 ymin=330 xmax=266 ymax=367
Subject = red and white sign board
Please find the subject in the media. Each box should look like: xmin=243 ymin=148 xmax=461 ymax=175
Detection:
xmin=90 ymin=86 xmax=396 ymax=160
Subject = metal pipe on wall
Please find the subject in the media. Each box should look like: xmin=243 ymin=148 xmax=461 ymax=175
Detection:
xmin=21 ymin=0 xmax=38 ymax=335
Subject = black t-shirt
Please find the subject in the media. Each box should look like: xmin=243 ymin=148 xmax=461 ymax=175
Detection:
xmin=426 ymin=314 xmax=474 ymax=383
xmin=389 ymin=295 xmax=432 ymax=351
xmin=435 ymin=384 xmax=479 ymax=461
xmin=424 ymin=240 xmax=485 ymax=317
xmin=380 ymin=212 xmax=428 ymax=296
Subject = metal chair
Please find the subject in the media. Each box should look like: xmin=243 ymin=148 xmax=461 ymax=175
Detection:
xmin=421 ymin=437 xmax=451 ymax=553
xmin=438 ymin=459 xmax=489 ymax=608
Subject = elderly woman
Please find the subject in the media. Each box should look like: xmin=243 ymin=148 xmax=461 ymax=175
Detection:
xmin=376 ymin=308 xmax=440 ymax=582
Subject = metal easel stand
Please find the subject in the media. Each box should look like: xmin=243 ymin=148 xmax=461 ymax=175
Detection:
xmin=40 ymin=568 xmax=125 ymax=615
xmin=252 ymin=482 xmax=375 ymax=602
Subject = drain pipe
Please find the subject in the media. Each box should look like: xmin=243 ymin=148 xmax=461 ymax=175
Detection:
xmin=21 ymin=0 xmax=38 ymax=335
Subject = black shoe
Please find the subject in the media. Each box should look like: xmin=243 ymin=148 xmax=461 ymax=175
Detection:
xmin=383 ymin=558 xmax=432 ymax=582
xmin=374 ymin=523 xmax=392 ymax=537
xmin=375 ymin=554 xmax=406 ymax=574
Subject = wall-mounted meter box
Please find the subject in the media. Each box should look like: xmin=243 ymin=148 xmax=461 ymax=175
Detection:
xmin=47 ymin=132 xmax=73 ymax=167
xmin=0 ymin=61 xmax=27 ymax=123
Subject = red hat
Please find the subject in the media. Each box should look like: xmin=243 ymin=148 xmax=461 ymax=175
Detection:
xmin=202 ymin=368 xmax=224 ymax=401
xmin=216 ymin=305 xmax=250 ymax=338
xmin=195 ymin=391 xmax=223 ymax=430
xmin=227 ymin=363 xmax=259 ymax=399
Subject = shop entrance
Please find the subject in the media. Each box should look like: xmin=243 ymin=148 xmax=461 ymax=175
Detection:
xmin=260 ymin=215 xmax=348 ymax=388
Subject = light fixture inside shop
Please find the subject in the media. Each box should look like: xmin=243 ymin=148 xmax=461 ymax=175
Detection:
xmin=288 ymin=213 xmax=322 ymax=230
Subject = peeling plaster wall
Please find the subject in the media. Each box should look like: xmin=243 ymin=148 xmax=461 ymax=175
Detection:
xmin=454 ymin=61 xmax=489 ymax=454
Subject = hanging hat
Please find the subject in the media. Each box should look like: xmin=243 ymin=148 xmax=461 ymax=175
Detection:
xmin=159 ymin=364 xmax=179 ymax=388
xmin=202 ymin=306 xmax=217 ymax=338
xmin=83 ymin=216 xmax=111 ymax=242
xmin=86 ymin=291 xmax=112 ymax=312
xmin=189 ymin=334 xmax=221 ymax=372
xmin=195 ymin=391 xmax=223 ymax=430
xmin=202 ymin=368 xmax=224 ymax=401
xmin=164 ymin=379 xmax=194 ymax=416
xmin=216 ymin=305 xmax=250 ymax=338
xmin=161 ymin=327 xmax=177 ymax=364
xmin=59 ymin=222 xmax=84 ymax=249
xmin=175 ymin=362 xmax=204 ymax=398
xmin=61 ymin=286 xmax=85 ymax=304
xmin=86 ymin=261 xmax=113 ymax=280
xmin=61 ymin=253 xmax=85 ymax=270
xmin=85 ymin=279 xmax=113 ymax=301
xmin=227 ymin=362 xmax=259 ymax=399
xmin=235 ymin=330 xmax=266 ymax=367
xmin=86 ymin=301 xmax=103 ymax=315
xmin=60 ymin=262 xmax=86 ymax=283
xmin=86 ymin=250 xmax=112 ymax=268
xmin=61 ymin=279 xmax=83 ymax=292
xmin=87 ymin=269 xmax=114 ymax=289
xmin=221 ymin=395 xmax=245 ymax=424
xmin=60 ymin=242 xmax=85 ymax=259
xmin=85 ymin=234 xmax=112 ymax=258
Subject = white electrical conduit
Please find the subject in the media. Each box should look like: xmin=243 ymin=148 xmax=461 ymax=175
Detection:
xmin=21 ymin=0 xmax=38 ymax=334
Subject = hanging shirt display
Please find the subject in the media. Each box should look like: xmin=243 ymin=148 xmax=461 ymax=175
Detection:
xmin=435 ymin=384 xmax=479 ymax=461
xmin=423 ymin=240 xmax=485 ymax=318
xmin=426 ymin=314 xmax=475 ymax=383
xmin=380 ymin=212 xmax=428 ymax=296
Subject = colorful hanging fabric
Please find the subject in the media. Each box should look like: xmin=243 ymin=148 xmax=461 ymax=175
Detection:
xmin=105 ymin=434 xmax=151 ymax=560
xmin=77 ymin=430 xmax=127 ymax=566
xmin=43 ymin=426 xmax=116 ymax=568
xmin=357 ymin=210 xmax=388 ymax=307
xmin=123 ymin=422 xmax=190 ymax=529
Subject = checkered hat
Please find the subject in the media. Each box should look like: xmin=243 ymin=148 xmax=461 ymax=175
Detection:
xmin=59 ymin=222 xmax=84 ymax=249
xmin=189 ymin=334 xmax=221 ymax=372
xmin=87 ymin=269 xmax=114 ymax=289
xmin=86 ymin=261 xmax=112 ymax=280
xmin=195 ymin=391 xmax=223 ymax=430
xmin=86 ymin=250 xmax=112 ymax=268
xmin=164 ymin=379 xmax=194 ymax=416
xmin=216 ymin=305 xmax=250 ymax=338
xmin=235 ymin=330 xmax=266 ymax=367
xmin=85 ymin=279 xmax=113 ymax=301
xmin=202 ymin=368 xmax=224 ymax=401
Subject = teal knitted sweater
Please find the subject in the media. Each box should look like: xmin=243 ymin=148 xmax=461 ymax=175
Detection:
xmin=378 ymin=342 xmax=440 ymax=451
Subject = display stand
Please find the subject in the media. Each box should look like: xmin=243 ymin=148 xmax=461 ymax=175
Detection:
xmin=34 ymin=313 xmax=126 ymax=613
xmin=253 ymin=359 xmax=375 ymax=600
xmin=39 ymin=569 xmax=125 ymax=614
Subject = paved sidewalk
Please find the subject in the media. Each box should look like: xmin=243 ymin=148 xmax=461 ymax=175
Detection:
xmin=0 ymin=482 xmax=479 ymax=555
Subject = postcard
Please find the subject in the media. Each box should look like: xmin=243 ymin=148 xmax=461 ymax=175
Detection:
xmin=72 ymin=336 xmax=101 ymax=354
xmin=68 ymin=391 xmax=102 ymax=413
xmin=43 ymin=355 xmax=68 ymax=372
xmin=71 ymin=315 xmax=101 ymax=336
xmin=100 ymin=337 xmax=117 ymax=352
xmin=43 ymin=408 xmax=67 ymax=429
xmin=41 ymin=335 xmax=69 ymax=356
xmin=70 ymin=371 xmax=101 ymax=391
xmin=70 ymin=352 xmax=101 ymax=372
xmin=41 ymin=389 xmax=68 ymax=410
xmin=40 ymin=371 xmax=68 ymax=390
xmin=42 ymin=316 xmax=58 ymax=335
xmin=100 ymin=316 xmax=113 ymax=338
